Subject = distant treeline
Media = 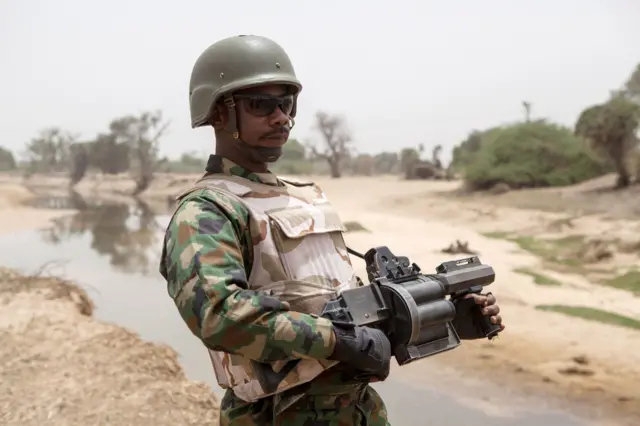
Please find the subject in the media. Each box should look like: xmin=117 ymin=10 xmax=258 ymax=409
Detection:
xmin=2 ymin=63 xmax=639 ymax=192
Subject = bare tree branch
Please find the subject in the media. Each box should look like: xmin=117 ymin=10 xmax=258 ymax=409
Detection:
xmin=307 ymin=111 xmax=353 ymax=178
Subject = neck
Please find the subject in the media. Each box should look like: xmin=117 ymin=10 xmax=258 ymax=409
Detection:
xmin=215 ymin=139 xmax=269 ymax=173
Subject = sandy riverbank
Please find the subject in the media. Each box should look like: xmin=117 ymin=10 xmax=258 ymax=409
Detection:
xmin=0 ymin=183 xmax=220 ymax=425
xmin=318 ymin=175 xmax=640 ymax=422
xmin=1 ymin=172 xmax=639 ymax=424
xmin=0 ymin=184 xmax=76 ymax=235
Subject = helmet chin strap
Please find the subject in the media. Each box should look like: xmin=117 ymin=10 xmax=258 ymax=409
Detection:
xmin=222 ymin=94 xmax=293 ymax=164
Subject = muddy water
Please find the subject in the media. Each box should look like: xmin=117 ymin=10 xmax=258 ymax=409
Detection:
xmin=3 ymin=195 xmax=590 ymax=426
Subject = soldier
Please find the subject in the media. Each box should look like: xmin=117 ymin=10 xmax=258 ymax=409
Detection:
xmin=160 ymin=35 xmax=504 ymax=425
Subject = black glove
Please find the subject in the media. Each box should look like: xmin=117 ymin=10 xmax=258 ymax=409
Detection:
xmin=451 ymin=295 xmax=496 ymax=340
xmin=328 ymin=323 xmax=392 ymax=381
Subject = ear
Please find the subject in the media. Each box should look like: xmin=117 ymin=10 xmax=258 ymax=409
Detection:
xmin=210 ymin=103 xmax=228 ymax=129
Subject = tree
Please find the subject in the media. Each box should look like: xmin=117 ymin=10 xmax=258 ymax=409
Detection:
xmin=431 ymin=145 xmax=443 ymax=169
xmin=23 ymin=127 xmax=76 ymax=173
xmin=0 ymin=147 xmax=16 ymax=171
xmin=623 ymin=63 xmax=640 ymax=103
xmin=89 ymin=133 xmax=131 ymax=175
xmin=574 ymin=95 xmax=640 ymax=188
xmin=307 ymin=111 xmax=352 ymax=178
xmin=373 ymin=152 xmax=399 ymax=174
xmin=68 ymin=142 xmax=90 ymax=186
xmin=399 ymin=147 xmax=420 ymax=179
xmin=107 ymin=110 xmax=170 ymax=195
xmin=351 ymin=154 xmax=375 ymax=176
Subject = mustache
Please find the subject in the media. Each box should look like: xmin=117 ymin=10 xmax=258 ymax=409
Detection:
xmin=260 ymin=126 xmax=290 ymax=139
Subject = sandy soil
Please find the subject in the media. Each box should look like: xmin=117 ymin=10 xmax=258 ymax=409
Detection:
xmin=0 ymin=182 xmax=220 ymax=425
xmin=315 ymin=175 xmax=640 ymax=422
xmin=1 ymin=171 xmax=640 ymax=424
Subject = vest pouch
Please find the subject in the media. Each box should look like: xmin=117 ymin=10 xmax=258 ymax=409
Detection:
xmin=265 ymin=204 xmax=356 ymax=299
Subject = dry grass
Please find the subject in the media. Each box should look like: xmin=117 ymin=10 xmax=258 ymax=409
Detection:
xmin=0 ymin=264 xmax=95 ymax=316
xmin=0 ymin=267 xmax=220 ymax=426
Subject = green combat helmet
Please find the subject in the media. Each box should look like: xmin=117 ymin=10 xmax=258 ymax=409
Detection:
xmin=189 ymin=35 xmax=302 ymax=162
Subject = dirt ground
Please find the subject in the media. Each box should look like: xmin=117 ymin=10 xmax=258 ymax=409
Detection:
xmin=1 ymin=171 xmax=639 ymax=424
xmin=316 ymin=174 xmax=640 ymax=423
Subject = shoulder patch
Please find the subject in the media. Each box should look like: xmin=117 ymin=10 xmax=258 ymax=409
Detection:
xmin=278 ymin=175 xmax=315 ymax=187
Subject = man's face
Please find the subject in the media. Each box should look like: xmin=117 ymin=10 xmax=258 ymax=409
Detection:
xmin=233 ymin=84 xmax=295 ymax=148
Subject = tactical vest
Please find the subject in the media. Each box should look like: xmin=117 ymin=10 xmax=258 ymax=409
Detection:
xmin=175 ymin=173 xmax=359 ymax=402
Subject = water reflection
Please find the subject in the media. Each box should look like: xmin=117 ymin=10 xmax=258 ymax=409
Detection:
xmin=37 ymin=191 xmax=163 ymax=275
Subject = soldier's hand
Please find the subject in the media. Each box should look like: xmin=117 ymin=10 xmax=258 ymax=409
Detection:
xmin=451 ymin=292 xmax=505 ymax=340
xmin=328 ymin=324 xmax=391 ymax=381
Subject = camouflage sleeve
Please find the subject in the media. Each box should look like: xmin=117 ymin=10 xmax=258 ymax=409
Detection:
xmin=162 ymin=190 xmax=336 ymax=363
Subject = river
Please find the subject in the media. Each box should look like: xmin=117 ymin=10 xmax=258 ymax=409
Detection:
xmin=3 ymin=194 xmax=591 ymax=426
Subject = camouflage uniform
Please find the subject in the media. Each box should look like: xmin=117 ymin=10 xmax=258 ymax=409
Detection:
xmin=160 ymin=154 xmax=391 ymax=425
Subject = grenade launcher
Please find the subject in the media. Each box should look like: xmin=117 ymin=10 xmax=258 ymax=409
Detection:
xmin=320 ymin=246 xmax=502 ymax=366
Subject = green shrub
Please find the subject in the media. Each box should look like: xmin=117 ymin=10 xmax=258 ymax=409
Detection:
xmin=451 ymin=129 xmax=492 ymax=172
xmin=461 ymin=120 xmax=611 ymax=190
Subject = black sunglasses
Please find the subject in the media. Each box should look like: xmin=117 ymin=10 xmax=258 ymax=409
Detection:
xmin=233 ymin=93 xmax=295 ymax=117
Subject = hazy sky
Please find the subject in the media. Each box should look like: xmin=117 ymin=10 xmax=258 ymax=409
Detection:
xmin=2 ymin=0 xmax=639 ymax=163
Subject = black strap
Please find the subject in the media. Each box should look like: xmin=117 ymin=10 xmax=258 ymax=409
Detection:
xmin=347 ymin=246 xmax=365 ymax=260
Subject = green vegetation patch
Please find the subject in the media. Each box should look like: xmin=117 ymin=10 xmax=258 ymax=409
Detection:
xmin=483 ymin=232 xmax=585 ymax=265
xmin=513 ymin=235 xmax=586 ymax=266
xmin=514 ymin=267 xmax=561 ymax=286
xmin=483 ymin=232 xmax=619 ymax=277
xmin=602 ymin=270 xmax=640 ymax=294
xmin=536 ymin=305 xmax=640 ymax=331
